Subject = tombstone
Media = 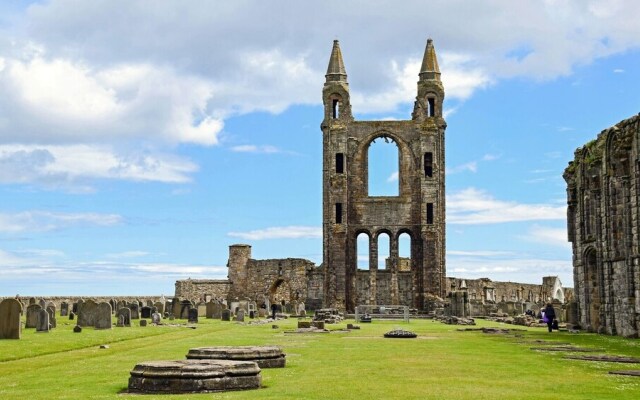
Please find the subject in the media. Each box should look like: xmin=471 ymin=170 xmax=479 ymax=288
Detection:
xmin=0 ymin=299 xmax=22 ymax=339
xmin=297 ymin=302 xmax=306 ymax=316
xmin=236 ymin=309 xmax=245 ymax=322
xmin=249 ymin=310 xmax=255 ymax=319
xmin=221 ymin=309 xmax=231 ymax=321
xmin=130 ymin=303 xmax=140 ymax=319
xmin=151 ymin=312 xmax=162 ymax=325
xmin=238 ymin=300 xmax=249 ymax=314
xmin=206 ymin=301 xmax=221 ymax=319
xmin=95 ymin=302 xmax=112 ymax=330
xmin=258 ymin=308 xmax=268 ymax=318
xmin=144 ymin=299 xmax=152 ymax=307
xmin=25 ymin=304 xmax=42 ymax=328
xmin=165 ymin=301 xmax=173 ymax=316
xmin=188 ymin=308 xmax=198 ymax=323
xmin=46 ymin=302 xmax=56 ymax=313
xmin=248 ymin=301 xmax=257 ymax=314
xmin=69 ymin=311 xmax=75 ymax=320
xmin=230 ymin=301 xmax=240 ymax=315
xmin=72 ymin=302 xmax=79 ymax=314
xmin=77 ymin=299 xmax=99 ymax=327
xmin=73 ymin=325 xmax=82 ymax=333
xmin=76 ymin=299 xmax=84 ymax=314
xmin=140 ymin=306 xmax=152 ymax=319
xmin=36 ymin=309 xmax=50 ymax=333
xmin=29 ymin=297 xmax=36 ymax=305
xmin=171 ymin=297 xmax=182 ymax=318
xmin=38 ymin=298 xmax=46 ymax=308
xmin=46 ymin=306 xmax=57 ymax=329
xmin=197 ymin=303 xmax=207 ymax=317
xmin=109 ymin=299 xmax=117 ymax=314
xmin=179 ymin=300 xmax=192 ymax=319
xmin=116 ymin=300 xmax=125 ymax=312
xmin=154 ymin=302 xmax=164 ymax=315
xmin=140 ymin=320 xmax=147 ymax=327
xmin=164 ymin=312 xmax=169 ymax=319
xmin=60 ymin=302 xmax=69 ymax=317
xmin=117 ymin=308 xmax=131 ymax=327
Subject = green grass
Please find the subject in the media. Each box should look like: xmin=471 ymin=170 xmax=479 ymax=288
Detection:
xmin=0 ymin=315 xmax=639 ymax=399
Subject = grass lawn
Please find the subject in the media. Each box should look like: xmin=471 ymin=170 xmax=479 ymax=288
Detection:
xmin=0 ymin=315 xmax=639 ymax=399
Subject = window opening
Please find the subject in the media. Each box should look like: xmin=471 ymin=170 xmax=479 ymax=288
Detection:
xmin=336 ymin=153 xmax=344 ymax=173
xmin=427 ymin=98 xmax=435 ymax=117
xmin=424 ymin=152 xmax=433 ymax=177
xmin=335 ymin=203 xmax=342 ymax=224
xmin=398 ymin=232 xmax=411 ymax=272
xmin=368 ymin=136 xmax=399 ymax=196
xmin=377 ymin=233 xmax=390 ymax=269
xmin=357 ymin=233 xmax=370 ymax=270
xmin=332 ymin=99 xmax=339 ymax=119
xmin=427 ymin=203 xmax=434 ymax=224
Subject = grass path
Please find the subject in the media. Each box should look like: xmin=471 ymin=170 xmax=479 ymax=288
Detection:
xmin=0 ymin=316 xmax=638 ymax=399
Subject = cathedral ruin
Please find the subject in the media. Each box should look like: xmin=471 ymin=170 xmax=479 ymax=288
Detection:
xmin=564 ymin=113 xmax=640 ymax=337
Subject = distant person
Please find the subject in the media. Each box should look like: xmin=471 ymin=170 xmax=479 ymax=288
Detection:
xmin=543 ymin=303 xmax=556 ymax=333
xmin=271 ymin=303 xmax=277 ymax=320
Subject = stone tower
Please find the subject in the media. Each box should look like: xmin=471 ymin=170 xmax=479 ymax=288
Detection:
xmin=321 ymin=39 xmax=447 ymax=312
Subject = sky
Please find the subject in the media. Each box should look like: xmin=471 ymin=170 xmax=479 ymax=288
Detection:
xmin=1 ymin=0 xmax=640 ymax=296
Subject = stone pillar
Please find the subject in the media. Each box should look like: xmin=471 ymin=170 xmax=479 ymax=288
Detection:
xmin=369 ymin=236 xmax=378 ymax=304
xmin=390 ymin=235 xmax=399 ymax=305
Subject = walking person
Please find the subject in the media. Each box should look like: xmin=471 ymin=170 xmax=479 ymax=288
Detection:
xmin=543 ymin=303 xmax=556 ymax=333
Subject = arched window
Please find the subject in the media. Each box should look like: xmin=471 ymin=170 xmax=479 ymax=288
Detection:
xmin=398 ymin=232 xmax=411 ymax=271
xmin=368 ymin=136 xmax=399 ymax=196
xmin=377 ymin=233 xmax=390 ymax=269
xmin=356 ymin=233 xmax=370 ymax=270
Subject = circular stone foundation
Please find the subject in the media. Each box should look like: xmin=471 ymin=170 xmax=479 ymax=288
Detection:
xmin=186 ymin=346 xmax=286 ymax=368
xmin=384 ymin=329 xmax=417 ymax=338
xmin=128 ymin=359 xmax=261 ymax=394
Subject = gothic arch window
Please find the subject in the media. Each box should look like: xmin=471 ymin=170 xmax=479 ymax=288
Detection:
xmin=367 ymin=135 xmax=399 ymax=196
xmin=356 ymin=232 xmax=371 ymax=270
xmin=377 ymin=232 xmax=391 ymax=270
xmin=398 ymin=232 xmax=412 ymax=271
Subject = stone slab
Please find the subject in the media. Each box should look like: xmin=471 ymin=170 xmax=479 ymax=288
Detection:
xmin=186 ymin=346 xmax=285 ymax=368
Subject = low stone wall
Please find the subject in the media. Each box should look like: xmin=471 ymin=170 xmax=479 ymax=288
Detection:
xmin=1 ymin=296 xmax=165 ymax=312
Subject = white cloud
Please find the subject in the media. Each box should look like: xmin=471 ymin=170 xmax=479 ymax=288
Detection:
xmin=447 ymin=188 xmax=566 ymax=224
xmin=613 ymin=68 xmax=625 ymax=73
xmin=231 ymin=145 xmax=280 ymax=154
xmin=0 ymin=144 xmax=198 ymax=187
xmin=228 ymin=226 xmax=322 ymax=240
xmin=447 ymin=250 xmax=515 ymax=257
xmin=446 ymin=161 xmax=478 ymax=175
xmin=386 ymin=171 xmax=399 ymax=182
xmin=105 ymin=251 xmax=149 ymax=259
xmin=522 ymin=225 xmax=571 ymax=248
xmin=0 ymin=211 xmax=122 ymax=233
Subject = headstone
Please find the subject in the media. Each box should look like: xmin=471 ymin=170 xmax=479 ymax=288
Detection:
xmin=179 ymin=300 xmax=192 ymax=319
xmin=236 ymin=309 xmax=245 ymax=322
xmin=116 ymin=300 xmax=125 ymax=312
xmin=72 ymin=302 xmax=79 ymax=314
xmin=197 ymin=303 xmax=207 ymax=317
xmin=249 ymin=311 xmax=255 ymax=319
xmin=26 ymin=304 xmax=42 ymax=328
xmin=230 ymin=301 xmax=240 ymax=315
xmin=146 ymin=300 xmax=154 ymax=307
xmin=28 ymin=297 xmax=36 ymax=305
xmin=140 ymin=306 xmax=152 ymax=319
xmin=73 ymin=325 xmax=82 ymax=333
xmin=60 ymin=302 xmax=69 ymax=317
xmin=154 ymin=302 xmax=164 ymax=314
xmin=69 ymin=311 xmax=75 ymax=320
xmin=221 ymin=309 xmax=231 ymax=321
xmin=95 ymin=302 xmax=112 ymax=330
xmin=38 ymin=298 xmax=46 ymax=308
xmin=76 ymin=299 xmax=84 ymax=314
xmin=47 ymin=306 xmax=57 ymax=329
xmin=116 ymin=307 xmax=131 ymax=327
xmin=297 ymin=302 xmax=306 ymax=315
xmin=171 ymin=297 xmax=181 ymax=318
xmin=130 ymin=303 xmax=140 ymax=319
xmin=206 ymin=301 xmax=216 ymax=319
xmin=36 ymin=309 xmax=50 ymax=333
xmin=188 ymin=308 xmax=198 ymax=323
xmin=77 ymin=299 xmax=99 ymax=327
xmin=151 ymin=312 xmax=162 ymax=325
xmin=238 ymin=300 xmax=249 ymax=314
xmin=0 ymin=299 xmax=22 ymax=339
xmin=258 ymin=309 xmax=267 ymax=318
xmin=140 ymin=320 xmax=147 ymax=327
xmin=109 ymin=299 xmax=117 ymax=314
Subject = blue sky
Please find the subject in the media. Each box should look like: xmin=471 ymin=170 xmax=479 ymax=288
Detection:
xmin=1 ymin=1 xmax=640 ymax=296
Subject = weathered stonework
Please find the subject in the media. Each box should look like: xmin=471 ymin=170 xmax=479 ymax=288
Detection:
xmin=564 ymin=113 xmax=640 ymax=337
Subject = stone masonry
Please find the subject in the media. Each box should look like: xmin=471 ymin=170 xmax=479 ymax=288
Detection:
xmin=564 ymin=113 xmax=640 ymax=337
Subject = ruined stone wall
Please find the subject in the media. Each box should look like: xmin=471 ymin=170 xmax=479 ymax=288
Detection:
xmin=445 ymin=277 xmax=565 ymax=305
xmin=564 ymin=113 xmax=640 ymax=337
xmin=241 ymin=258 xmax=316 ymax=305
xmin=174 ymin=280 xmax=231 ymax=303
xmin=355 ymin=270 xmax=413 ymax=306
xmin=1 ymin=296 xmax=165 ymax=313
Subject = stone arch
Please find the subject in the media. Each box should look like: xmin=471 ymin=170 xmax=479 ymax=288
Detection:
xmin=355 ymin=230 xmax=372 ymax=270
xmin=268 ymin=278 xmax=292 ymax=305
xmin=583 ymin=247 xmax=601 ymax=332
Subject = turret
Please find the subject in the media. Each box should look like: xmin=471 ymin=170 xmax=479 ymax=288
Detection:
xmin=413 ymin=38 xmax=445 ymax=120
xmin=322 ymin=40 xmax=352 ymax=122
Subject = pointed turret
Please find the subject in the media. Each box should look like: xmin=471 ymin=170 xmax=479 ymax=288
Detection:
xmin=326 ymin=40 xmax=347 ymax=82
xmin=419 ymin=38 xmax=441 ymax=81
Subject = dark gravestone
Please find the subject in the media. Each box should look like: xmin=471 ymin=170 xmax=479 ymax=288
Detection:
xmin=221 ymin=309 xmax=231 ymax=321
xmin=73 ymin=325 xmax=82 ymax=333
xmin=26 ymin=304 xmax=41 ymax=328
xmin=180 ymin=300 xmax=192 ymax=319
xmin=205 ymin=301 xmax=216 ymax=319
xmin=171 ymin=297 xmax=181 ymax=318
xmin=188 ymin=308 xmax=198 ymax=323
xmin=60 ymin=302 xmax=69 ymax=317
xmin=116 ymin=300 xmax=125 ymax=312
xmin=117 ymin=307 xmax=132 ymax=327
xmin=77 ymin=299 xmax=99 ymax=327
xmin=249 ymin=311 xmax=255 ymax=319
xmin=95 ymin=302 xmax=112 ymax=330
xmin=146 ymin=300 xmax=153 ymax=307
xmin=69 ymin=311 xmax=75 ymax=320
xmin=76 ymin=299 xmax=85 ymax=314
xmin=140 ymin=306 xmax=152 ymax=319
xmin=140 ymin=320 xmax=147 ymax=327
xmin=154 ymin=302 xmax=164 ymax=314
xmin=72 ymin=302 xmax=79 ymax=314
xmin=28 ymin=297 xmax=36 ymax=305
xmin=36 ymin=309 xmax=50 ymax=333
xmin=130 ymin=303 xmax=140 ymax=320
xmin=0 ymin=299 xmax=23 ymax=339
xmin=46 ymin=306 xmax=56 ymax=329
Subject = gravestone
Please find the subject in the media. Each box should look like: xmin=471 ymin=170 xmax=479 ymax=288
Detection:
xmin=116 ymin=300 xmax=125 ymax=312
xmin=26 ymin=304 xmax=42 ymax=328
xmin=47 ymin=306 xmax=57 ymax=329
xmin=95 ymin=302 xmax=112 ymax=330
xmin=151 ymin=312 xmax=162 ymax=325
xmin=258 ymin=309 xmax=267 ymax=318
xmin=117 ymin=307 xmax=132 ymax=327
xmin=171 ymin=297 xmax=181 ymax=318
xmin=73 ymin=325 xmax=82 ymax=333
xmin=297 ymin=302 xmax=306 ymax=315
xmin=221 ymin=309 xmax=231 ymax=321
xmin=76 ymin=299 xmax=84 ymax=314
xmin=0 ymin=299 xmax=22 ymax=339
xmin=109 ymin=299 xmax=117 ymax=314
xmin=230 ymin=301 xmax=239 ymax=315
xmin=38 ymin=298 xmax=46 ymax=308
xmin=236 ymin=310 xmax=245 ymax=322
xmin=77 ymin=299 xmax=99 ymax=327
xmin=249 ymin=311 xmax=255 ymax=319
xmin=130 ymin=303 xmax=140 ymax=319
xmin=140 ymin=306 xmax=152 ymax=319
xmin=146 ymin=300 xmax=153 ymax=307
xmin=60 ymin=302 xmax=69 ymax=317
xmin=28 ymin=297 xmax=36 ymax=305
xmin=72 ymin=302 xmax=79 ymax=314
xmin=36 ymin=309 xmax=50 ymax=333
xmin=238 ymin=300 xmax=249 ymax=314
xmin=154 ymin=302 xmax=164 ymax=314
xmin=206 ymin=301 xmax=222 ymax=319
xmin=140 ymin=320 xmax=147 ymax=327
xmin=197 ymin=303 xmax=207 ymax=317
xmin=179 ymin=300 xmax=192 ymax=319
xmin=69 ymin=311 xmax=75 ymax=320
xmin=188 ymin=308 xmax=198 ymax=323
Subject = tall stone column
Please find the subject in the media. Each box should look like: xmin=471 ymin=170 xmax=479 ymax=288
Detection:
xmin=390 ymin=236 xmax=399 ymax=305
xmin=369 ymin=236 xmax=378 ymax=304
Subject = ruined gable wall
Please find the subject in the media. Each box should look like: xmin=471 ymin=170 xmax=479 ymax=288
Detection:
xmin=174 ymin=279 xmax=231 ymax=303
